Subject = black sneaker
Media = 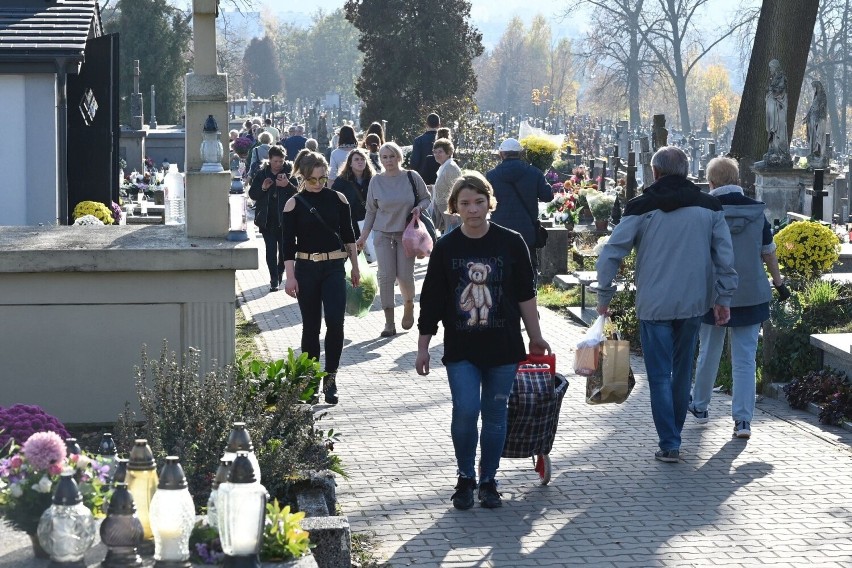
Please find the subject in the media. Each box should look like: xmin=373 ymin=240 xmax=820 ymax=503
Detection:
xmin=478 ymin=480 xmax=502 ymax=508
xmin=654 ymin=449 xmax=680 ymax=463
xmin=451 ymin=476 xmax=476 ymax=510
xmin=270 ymin=283 xmax=279 ymax=292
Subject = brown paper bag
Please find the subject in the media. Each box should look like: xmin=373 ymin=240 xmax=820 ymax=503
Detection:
xmin=585 ymin=338 xmax=636 ymax=404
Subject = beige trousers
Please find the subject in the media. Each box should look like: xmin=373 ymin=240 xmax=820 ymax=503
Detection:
xmin=373 ymin=231 xmax=416 ymax=309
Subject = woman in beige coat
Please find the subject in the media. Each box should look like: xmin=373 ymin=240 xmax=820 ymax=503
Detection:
xmin=430 ymin=137 xmax=462 ymax=233
xmin=356 ymin=142 xmax=430 ymax=337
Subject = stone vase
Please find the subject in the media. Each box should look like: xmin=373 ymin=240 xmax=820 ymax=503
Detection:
xmin=594 ymin=219 xmax=609 ymax=231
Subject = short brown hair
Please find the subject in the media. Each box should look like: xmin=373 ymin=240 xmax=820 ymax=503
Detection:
xmin=433 ymin=137 xmax=454 ymax=156
xmin=267 ymin=145 xmax=285 ymax=160
xmin=447 ymin=171 xmax=496 ymax=214
xmin=293 ymin=150 xmax=329 ymax=182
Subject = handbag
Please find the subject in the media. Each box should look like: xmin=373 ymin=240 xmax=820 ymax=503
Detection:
xmin=404 ymin=171 xmax=438 ymax=243
xmin=506 ymin=181 xmax=547 ymax=248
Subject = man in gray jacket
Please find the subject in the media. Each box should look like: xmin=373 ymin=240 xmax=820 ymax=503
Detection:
xmin=595 ymin=146 xmax=737 ymax=463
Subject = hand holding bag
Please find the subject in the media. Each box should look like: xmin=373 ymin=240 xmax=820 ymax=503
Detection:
xmin=405 ymin=171 xmax=438 ymax=243
xmin=573 ymin=314 xmax=607 ymax=376
xmin=402 ymin=213 xmax=433 ymax=258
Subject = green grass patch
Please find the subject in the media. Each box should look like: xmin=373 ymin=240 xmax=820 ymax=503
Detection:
xmin=538 ymin=283 xmax=582 ymax=309
xmin=236 ymin=303 xmax=264 ymax=359
xmin=351 ymin=533 xmax=391 ymax=568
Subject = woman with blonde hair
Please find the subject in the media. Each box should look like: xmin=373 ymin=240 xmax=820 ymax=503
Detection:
xmin=416 ymin=171 xmax=550 ymax=509
xmin=282 ymin=150 xmax=360 ymax=405
xmin=356 ymin=141 xmax=430 ymax=336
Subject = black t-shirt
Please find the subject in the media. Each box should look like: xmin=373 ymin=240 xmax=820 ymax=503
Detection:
xmin=417 ymin=223 xmax=536 ymax=367
xmin=283 ymin=188 xmax=357 ymax=260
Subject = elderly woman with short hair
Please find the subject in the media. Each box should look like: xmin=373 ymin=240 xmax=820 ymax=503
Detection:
xmin=356 ymin=141 xmax=431 ymax=337
xmin=430 ymin=137 xmax=462 ymax=233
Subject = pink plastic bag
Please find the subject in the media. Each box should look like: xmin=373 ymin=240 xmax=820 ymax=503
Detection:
xmin=402 ymin=212 xmax=433 ymax=258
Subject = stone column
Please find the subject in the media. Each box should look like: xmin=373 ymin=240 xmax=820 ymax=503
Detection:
xmin=185 ymin=0 xmax=230 ymax=238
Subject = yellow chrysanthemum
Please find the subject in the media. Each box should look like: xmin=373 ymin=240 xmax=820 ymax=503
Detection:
xmin=774 ymin=220 xmax=840 ymax=279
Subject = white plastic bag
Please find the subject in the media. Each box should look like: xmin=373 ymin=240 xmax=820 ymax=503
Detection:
xmin=574 ymin=315 xmax=607 ymax=376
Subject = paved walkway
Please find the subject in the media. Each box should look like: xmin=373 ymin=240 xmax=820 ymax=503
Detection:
xmin=236 ymin=237 xmax=852 ymax=567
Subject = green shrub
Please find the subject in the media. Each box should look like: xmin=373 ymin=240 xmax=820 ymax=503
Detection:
xmin=120 ymin=341 xmax=333 ymax=511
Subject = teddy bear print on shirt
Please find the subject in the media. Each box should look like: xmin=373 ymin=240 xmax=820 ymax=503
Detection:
xmin=459 ymin=261 xmax=493 ymax=326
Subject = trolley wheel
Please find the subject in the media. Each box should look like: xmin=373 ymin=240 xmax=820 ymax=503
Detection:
xmin=534 ymin=454 xmax=551 ymax=485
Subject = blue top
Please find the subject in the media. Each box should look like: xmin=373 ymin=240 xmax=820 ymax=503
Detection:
xmin=485 ymin=158 xmax=553 ymax=248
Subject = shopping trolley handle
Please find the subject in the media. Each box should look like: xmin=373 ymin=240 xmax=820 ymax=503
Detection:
xmin=518 ymin=353 xmax=556 ymax=376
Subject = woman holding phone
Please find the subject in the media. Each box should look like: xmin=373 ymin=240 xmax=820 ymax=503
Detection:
xmin=249 ymin=145 xmax=297 ymax=292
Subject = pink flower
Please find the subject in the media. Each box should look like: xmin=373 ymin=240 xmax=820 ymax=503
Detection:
xmin=10 ymin=456 xmax=22 ymax=469
xmin=21 ymin=431 xmax=66 ymax=471
xmin=48 ymin=463 xmax=63 ymax=476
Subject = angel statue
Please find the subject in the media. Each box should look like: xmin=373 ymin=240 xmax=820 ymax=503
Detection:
xmin=804 ymin=80 xmax=828 ymax=169
xmin=758 ymin=59 xmax=793 ymax=168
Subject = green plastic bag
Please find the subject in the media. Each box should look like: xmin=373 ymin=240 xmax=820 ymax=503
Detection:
xmin=344 ymin=253 xmax=377 ymax=317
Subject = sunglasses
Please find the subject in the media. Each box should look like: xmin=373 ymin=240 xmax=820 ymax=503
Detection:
xmin=305 ymin=176 xmax=329 ymax=185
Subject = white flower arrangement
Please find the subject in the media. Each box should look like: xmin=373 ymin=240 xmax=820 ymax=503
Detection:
xmin=593 ymin=235 xmax=610 ymax=255
xmin=73 ymin=215 xmax=105 ymax=227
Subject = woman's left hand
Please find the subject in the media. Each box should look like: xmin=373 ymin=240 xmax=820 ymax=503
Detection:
xmin=411 ymin=205 xmax=421 ymax=217
xmin=350 ymin=267 xmax=360 ymax=287
xmin=528 ymin=337 xmax=551 ymax=356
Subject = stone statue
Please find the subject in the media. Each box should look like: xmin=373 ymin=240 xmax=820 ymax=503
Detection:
xmin=759 ymin=59 xmax=793 ymax=168
xmin=804 ymin=80 xmax=828 ymax=168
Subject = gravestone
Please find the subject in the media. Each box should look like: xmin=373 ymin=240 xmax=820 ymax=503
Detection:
xmin=652 ymin=114 xmax=668 ymax=151
xmin=130 ymin=60 xmax=144 ymax=131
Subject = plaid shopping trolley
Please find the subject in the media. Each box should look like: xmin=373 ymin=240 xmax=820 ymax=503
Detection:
xmin=501 ymin=354 xmax=569 ymax=485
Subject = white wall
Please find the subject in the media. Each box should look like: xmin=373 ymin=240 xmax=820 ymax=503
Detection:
xmin=25 ymin=74 xmax=58 ymax=225
xmin=0 ymin=76 xmax=27 ymax=225
xmin=0 ymin=74 xmax=57 ymax=226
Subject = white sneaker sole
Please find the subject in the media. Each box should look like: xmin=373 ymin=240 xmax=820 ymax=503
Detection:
xmin=734 ymin=430 xmax=751 ymax=439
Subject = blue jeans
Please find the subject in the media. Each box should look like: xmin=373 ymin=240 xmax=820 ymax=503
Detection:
xmin=692 ymin=323 xmax=761 ymax=422
xmin=445 ymin=361 xmax=517 ymax=482
xmin=294 ymin=259 xmax=346 ymax=373
xmin=639 ymin=317 xmax=703 ymax=451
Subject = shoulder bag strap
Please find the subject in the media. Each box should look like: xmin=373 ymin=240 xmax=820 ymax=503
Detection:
xmin=406 ymin=171 xmax=419 ymax=207
xmin=505 ymin=180 xmax=539 ymax=224
xmin=294 ymin=193 xmax=346 ymax=252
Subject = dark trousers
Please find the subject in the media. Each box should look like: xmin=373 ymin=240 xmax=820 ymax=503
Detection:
xmin=295 ymin=258 xmax=346 ymax=373
xmin=260 ymin=226 xmax=285 ymax=285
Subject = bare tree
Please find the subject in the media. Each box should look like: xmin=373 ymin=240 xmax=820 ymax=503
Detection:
xmin=642 ymin=0 xmax=753 ymax=132
xmin=565 ymin=0 xmax=656 ymax=129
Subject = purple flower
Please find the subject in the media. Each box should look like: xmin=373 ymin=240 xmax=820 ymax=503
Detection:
xmin=21 ymin=432 xmax=66 ymax=471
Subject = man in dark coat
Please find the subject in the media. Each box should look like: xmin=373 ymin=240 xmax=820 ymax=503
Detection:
xmin=485 ymin=138 xmax=553 ymax=264
xmin=409 ymin=112 xmax=441 ymax=184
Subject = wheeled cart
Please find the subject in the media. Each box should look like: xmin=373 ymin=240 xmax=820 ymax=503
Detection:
xmin=501 ymin=354 xmax=568 ymax=485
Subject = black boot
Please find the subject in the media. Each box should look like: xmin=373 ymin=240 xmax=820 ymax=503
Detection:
xmin=323 ymin=373 xmax=338 ymax=405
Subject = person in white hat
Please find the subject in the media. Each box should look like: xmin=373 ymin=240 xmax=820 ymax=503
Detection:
xmin=485 ymin=138 xmax=553 ymax=272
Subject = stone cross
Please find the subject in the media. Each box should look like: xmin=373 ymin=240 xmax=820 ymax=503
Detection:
xmin=192 ymin=0 xmax=219 ymax=75
xmin=617 ymin=120 xmax=629 ymax=159
xmin=639 ymin=136 xmax=653 ymax=187
xmin=690 ymin=137 xmax=700 ymax=177
xmin=626 ymin=152 xmax=637 ymax=200
xmin=130 ymin=60 xmax=144 ymax=131
xmin=149 ymin=85 xmax=157 ymax=129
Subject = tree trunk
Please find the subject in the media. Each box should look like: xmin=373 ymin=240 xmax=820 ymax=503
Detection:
xmin=730 ymin=0 xmax=819 ymax=187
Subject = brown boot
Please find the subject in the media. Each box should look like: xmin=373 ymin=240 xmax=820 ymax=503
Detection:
xmin=401 ymin=301 xmax=415 ymax=330
xmin=380 ymin=308 xmax=397 ymax=337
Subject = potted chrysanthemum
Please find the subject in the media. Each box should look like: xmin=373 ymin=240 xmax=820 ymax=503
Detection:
xmin=0 ymin=431 xmax=110 ymax=557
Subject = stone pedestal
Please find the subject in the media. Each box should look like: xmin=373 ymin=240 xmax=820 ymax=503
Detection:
xmin=0 ymin=225 xmax=257 ymax=423
xmin=185 ymin=170 xmax=230 ymax=237
xmin=754 ymin=168 xmax=838 ymax=223
xmin=119 ymin=128 xmax=147 ymax=173
xmin=540 ymin=226 xmax=571 ymax=283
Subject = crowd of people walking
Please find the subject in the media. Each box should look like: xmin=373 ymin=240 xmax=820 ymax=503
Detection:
xmin=234 ymin=109 xmax=785 ymax=509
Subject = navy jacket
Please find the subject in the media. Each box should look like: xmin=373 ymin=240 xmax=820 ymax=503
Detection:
xmin=410 ymin=130 xmax=439 ymax=184
xmin=485 ymin=158 xmax=553 ymax=248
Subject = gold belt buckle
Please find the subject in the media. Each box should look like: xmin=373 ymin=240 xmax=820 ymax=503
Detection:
xmin=311 ymin=253 xmax=324 ymax=261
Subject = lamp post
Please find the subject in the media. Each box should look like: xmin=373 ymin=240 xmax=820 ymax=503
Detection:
xmin=126 ymin=439 xmax=158 ymax=555
xmin=222 ymin=422 xmax=260 ymax=483
xmin=149 ymin=457 xmax=195 ymax=567
xmin=217 ymin=453 xmax=266 ymax=568
xmin=37 ymin=470 xmax=97 ymax=567
xmin=200 ymin=114 xmax=225 ymax=173
xmin=100 ymin=482 xmax=145 ymax=567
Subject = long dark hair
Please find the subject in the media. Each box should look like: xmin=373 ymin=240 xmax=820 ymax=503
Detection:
xmin=339 ymin=148 xmax=376 ymax=186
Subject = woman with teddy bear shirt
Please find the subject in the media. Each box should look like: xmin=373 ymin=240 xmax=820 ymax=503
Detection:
xmin=415 ymin=170 xmax=551 ymax=510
